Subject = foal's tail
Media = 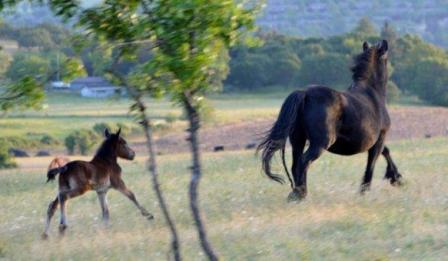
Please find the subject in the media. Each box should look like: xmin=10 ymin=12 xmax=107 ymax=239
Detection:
xmin=257 ymin=90 xmax=305 ymax=188
xmin=46 ymin=166 xmax=68 ymax=183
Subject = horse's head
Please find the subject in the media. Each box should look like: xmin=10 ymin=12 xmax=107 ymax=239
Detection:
xmin=104 ymin=128 xmax=136 ymax=160
xmin=352 ymin=40 xmax=389 ymax=89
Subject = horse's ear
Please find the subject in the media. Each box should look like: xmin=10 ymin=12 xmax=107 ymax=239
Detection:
xmin=378 ymin=39 xmax=388 ymax=55
xmin=104 ymin=128 xmax=111 ymax=138
xmin=116 ymin=128 xmax=121 ymax=137
xmin=363 ymin=41 xmax=370 ymax=52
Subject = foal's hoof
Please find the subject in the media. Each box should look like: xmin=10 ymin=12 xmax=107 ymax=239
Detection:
xmin=287 ymin=189 xmax=306 ymax=202
xmin=142 ymin=212 xmax=154 ymax=220
xmin=59 ymin=224 xmax=67 ymax=235
xmin=41 ymin=233 xmax=49 ymax=240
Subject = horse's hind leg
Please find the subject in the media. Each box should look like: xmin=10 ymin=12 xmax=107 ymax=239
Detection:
xmin=58 ymin=189 xmax=84 ymax=235
xmin=42 ymin=196 xmax=59 ymax=239
xmin=288 ymin=144 xmax=325 ymax=202
xmin=287 ymin=132 xmax=306 ymax=201
xmin=360 ymin=133 xmax=386 ymax=194
xmin=382 ymin=146 xmax=402 ymax=186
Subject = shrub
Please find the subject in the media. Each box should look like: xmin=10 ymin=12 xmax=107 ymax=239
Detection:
xmin=93 ymin=122 xmax=114 ymax=135
xmin=40 ymin=134 xmax=58 ymax=145
xmin=64 ymin=134 xmax=76 ymax=155
xmin=0 ymin=141 xmax=17 ymax=169
xmin=165 ymin=112 xmax=178 ymax=124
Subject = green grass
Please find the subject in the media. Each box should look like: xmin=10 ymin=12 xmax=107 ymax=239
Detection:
xmin=1 ymin=137 xmax=448 ymax=260
xmin=0 ymin=90 xmax=422 ymax=145
xmin=0 ymin=91 xmax=286 ymax=141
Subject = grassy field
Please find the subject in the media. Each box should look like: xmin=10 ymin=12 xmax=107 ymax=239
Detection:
xmin=1 ymin=137 xmax=447 ymax=260
xmin=0 ymin=90 xmax=427 ymax=151
xmin=0 ymin=91 xmax=285 ymax=142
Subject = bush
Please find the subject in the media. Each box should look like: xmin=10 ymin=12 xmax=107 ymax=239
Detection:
xmin=165 ymin=112 xmax=178 ymax=124
xmin=93 ymin=122 xmax=114 ymax=135
xmin=40 ymin=134 xmax=58 ymax=145
xmin=64 ymin=129 xmax=99 ymax=155
xmin=0 ymin=141 xmax=17 ymax=169
xmin=64 ymin=134 xmax=76 ymax=155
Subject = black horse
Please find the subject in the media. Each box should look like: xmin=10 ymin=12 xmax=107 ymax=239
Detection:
xmin=258 ymin=40 xmax=402 ymax=201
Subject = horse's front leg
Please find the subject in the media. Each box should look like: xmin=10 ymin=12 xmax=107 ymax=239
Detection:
xmin=360 ymin=133 xmax=385 ymax=194
xmin=113 ymin=178 xmax=154 ymax=220
xmin=382 ymin=146 xmax=403 ymax=186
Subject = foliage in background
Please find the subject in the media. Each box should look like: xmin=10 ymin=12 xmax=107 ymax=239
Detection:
xmin=0 ymin=140 xmax=16 ymax=169
xmin=64 ymin=129 xmax=98 ymax=155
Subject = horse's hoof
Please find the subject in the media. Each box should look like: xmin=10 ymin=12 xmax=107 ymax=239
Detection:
xmin=41 ymin=233 xmax=49 ymax=240
xmin=58 ymin=224 xmax=67 ymax=235
xmin=287 ymin=189 xmax=306 ymax=202
xmin=142 ymin=211 xmax=154 ymax=220
xmin=391 ymin=179 xmax=403 ymax=187
xmin=360 ymin=184 xmax=370 ymax=195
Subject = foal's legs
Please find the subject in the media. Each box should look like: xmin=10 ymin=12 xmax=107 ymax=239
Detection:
xmin=360 ymin=134 xmax=385 ymax=194
xmin=97 ymin=191 xmax=110 ymax=224
xmin=42 ymin=196 xmax=59 ymax=239
xmin=58 ymin=189 xmax=84 ymax=235
xmin=113 ymin=179 xmax=153 ymax=220
xmin=382 ymin=146 xmax=403 ymax=186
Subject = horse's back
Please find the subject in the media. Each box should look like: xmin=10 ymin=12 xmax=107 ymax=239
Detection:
xmin=58 ymin=160 xmax=95 ymax=190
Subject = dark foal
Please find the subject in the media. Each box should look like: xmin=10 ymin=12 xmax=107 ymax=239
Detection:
xmin=42 ymin=128 xmax=153 ymax=239
xmin=258 ymin=40 xmax=402 ymax=201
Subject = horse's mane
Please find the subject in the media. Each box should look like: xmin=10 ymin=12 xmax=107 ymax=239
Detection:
xmin=351 ymin=48 xmax=376 ymax=82
xmin=94 ymin=137 xmax=116 ymax=160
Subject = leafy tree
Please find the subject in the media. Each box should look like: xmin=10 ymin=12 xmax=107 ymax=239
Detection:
xmin=6 ymin=52 xmax=50 ymax=81
xmin=352 ymin=17 xmax=379 ymax=39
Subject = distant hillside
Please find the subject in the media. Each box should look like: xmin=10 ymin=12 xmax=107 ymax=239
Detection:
xmin=257 ymin=0 xmax=448 ymax=48
xmin=2 ymin=1 xmax=448 ymax=48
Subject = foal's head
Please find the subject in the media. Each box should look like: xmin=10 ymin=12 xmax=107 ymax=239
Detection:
xmin=104 ymin=128 xmax=136 ymax=160
xmin=351 ymin=40 xmax=389 ymax=88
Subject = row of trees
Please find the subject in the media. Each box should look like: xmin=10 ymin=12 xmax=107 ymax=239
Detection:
xmin=226 ymin=18 xmax=448 ymax=106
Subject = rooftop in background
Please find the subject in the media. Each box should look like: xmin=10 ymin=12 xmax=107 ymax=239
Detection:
xmin=71 ymin=77 xmax=114 ymax=88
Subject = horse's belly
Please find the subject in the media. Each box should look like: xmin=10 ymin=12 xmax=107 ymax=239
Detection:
xmin=327 ymin=132 xmax=378 ymax=155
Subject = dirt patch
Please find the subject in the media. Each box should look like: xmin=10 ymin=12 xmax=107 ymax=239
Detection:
xmin=134 ymin=106 xmax=448 ymax=154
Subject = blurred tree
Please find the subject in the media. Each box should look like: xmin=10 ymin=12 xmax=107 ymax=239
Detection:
xmin=352 ymin=17 xmax=379 ymax=38
xmin=381 ymin=21 xmax=398 ymax=54
xmin=299 ymin=53 xmax=350 ymax=89
xmin=6 ymin=52 xmax=50 ymax=81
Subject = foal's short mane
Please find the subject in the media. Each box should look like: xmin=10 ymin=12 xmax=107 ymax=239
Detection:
xmin=94 ymin=137 xmax=116 ymax=160
xmin=351 ymin=48 xmax=376 ymax=82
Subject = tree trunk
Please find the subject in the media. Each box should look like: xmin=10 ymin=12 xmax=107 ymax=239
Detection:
xmin=136 ymin=97 xmax=182 ymax=261
xmin=184 ymin=98 xmax=218 ymax=261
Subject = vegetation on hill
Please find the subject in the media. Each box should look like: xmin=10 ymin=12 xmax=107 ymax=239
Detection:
xmin=226 ymin=18 xmax=448 ymax=106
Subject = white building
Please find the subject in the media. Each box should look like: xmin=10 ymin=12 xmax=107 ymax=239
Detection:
xmin=70 ymin=77 xmax=123 ymax=98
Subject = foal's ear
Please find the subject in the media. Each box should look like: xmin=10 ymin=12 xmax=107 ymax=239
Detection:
xmin=116 ymin=128 xmax=121 ymax=137
xmin=363 ymin=41 xmax=370 ymax=52
xmin=378 ymin=39 xmax=388 ymax=55
xmin=104 ymin=128 xmax=111 ymax=138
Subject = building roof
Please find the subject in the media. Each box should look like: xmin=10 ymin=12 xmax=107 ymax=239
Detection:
xmin=71 ymin=77 xmax=117 ymax=89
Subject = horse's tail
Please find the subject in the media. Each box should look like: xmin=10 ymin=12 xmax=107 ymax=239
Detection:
xmin=257 ymin=90 xmax=305 ymax=187
xmin=46 ymin=166 xmax=68 ymax=183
